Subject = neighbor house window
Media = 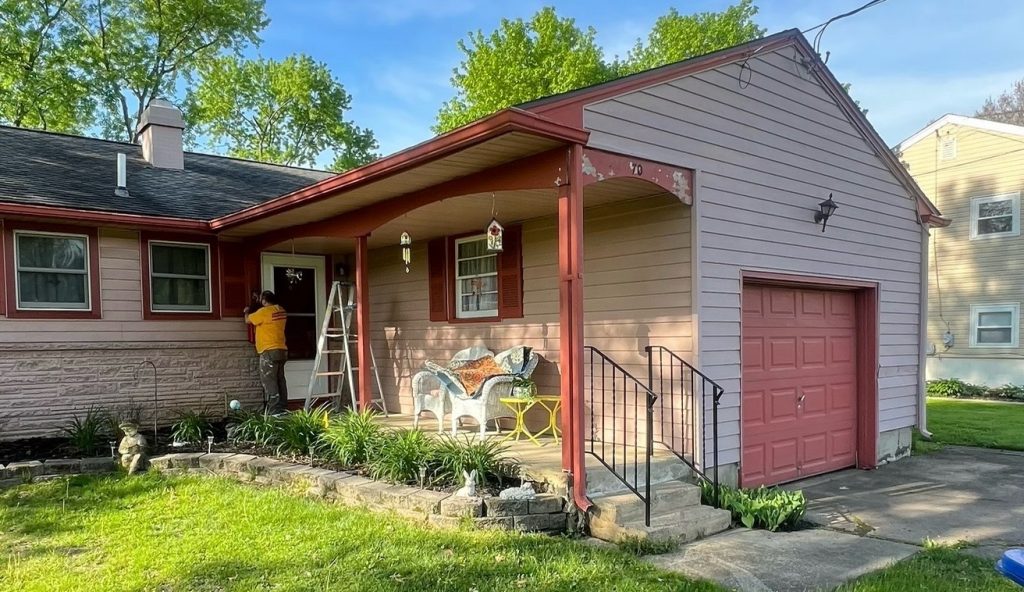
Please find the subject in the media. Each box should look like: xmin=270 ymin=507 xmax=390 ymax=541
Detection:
xmin=149 ymin=241 xmax=211 ymax=312
xmin=970 ymin=193 xmax=1020 ymax=239
xmin=14 ymin=231 xmax=90 ymax=310
xmin=454 ymin=235 xmax=499 ymax=318
xmin=970 ymin=303 xmax=1019 ymax=348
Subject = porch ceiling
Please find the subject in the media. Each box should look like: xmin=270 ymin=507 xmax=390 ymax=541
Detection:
xmin=263 ymin=177 xmax=676 ymax=255
xmin=219 ymin=132 xmax=567 ymax=239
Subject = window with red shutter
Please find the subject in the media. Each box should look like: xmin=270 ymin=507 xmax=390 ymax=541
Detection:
xmin=220 ymin=241 xmax=248 ymax=317
xmin=498 ymin=225 xmax=524 ymax=319
xmin=427 ymin=238 xmax=448 ymax=321
xmin=428 ymin=225 xmax=523 ymax=323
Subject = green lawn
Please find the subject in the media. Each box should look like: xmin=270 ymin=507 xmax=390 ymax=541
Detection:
xmin=927 ymin=398 xmax=1024 ymax=451
xmin=836 ymin=546 xmax=1016 ymax=592
xmin=0 ymin=474 xmax=721 ymax=592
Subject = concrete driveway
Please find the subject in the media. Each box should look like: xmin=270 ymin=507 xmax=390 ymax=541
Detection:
xmin=647 ymin=446 xmax=1024 ymax=591
xmin=796 ymin=445 xmax=1024 ymax=555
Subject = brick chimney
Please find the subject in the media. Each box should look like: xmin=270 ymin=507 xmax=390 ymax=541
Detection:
xmin=137 ymin=98 xmax=184 ymax=169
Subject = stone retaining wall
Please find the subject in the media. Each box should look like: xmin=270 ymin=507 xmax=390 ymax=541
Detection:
xmin=149 ymin=452 xmax=570 ymax=533
xmin=0 ymin=457 xmax=117 ymax=487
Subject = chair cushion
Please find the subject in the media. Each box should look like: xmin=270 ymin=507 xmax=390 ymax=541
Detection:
xmin=496 ymin=346 xmax=532 ymax=374
xmin=448 ymin=355 xmax=509 ymax=398
xmin=423 ymin=361 xmax=465 ymax=397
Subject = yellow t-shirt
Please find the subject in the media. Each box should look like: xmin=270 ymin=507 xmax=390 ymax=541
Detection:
xmin=247 ymin=305 xmax=287 ymax=354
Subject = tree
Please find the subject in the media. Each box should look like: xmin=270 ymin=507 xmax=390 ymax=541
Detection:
xmin=977 ymin=79 xmax=1024 ymax=127
xmin=434 ymin=7 xmax=611 ymax=133
xmin=616 ymin=1 xmax=764 ymax=75
xmin=186 ymin=54 xmax=378 ymax=171
xmin=72 ymin=0 xmax=268 ymax=142
xmin=0 ymin=0 xmax=94 ymax=133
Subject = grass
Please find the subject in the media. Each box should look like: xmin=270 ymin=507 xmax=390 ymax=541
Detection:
xmin=0 ymin=474 xmax=722 ymax=592
xmin=926 ymin=398 xmax=1024 ymax=451
xmin=836 ymin=546 xmax=1016 ymax=591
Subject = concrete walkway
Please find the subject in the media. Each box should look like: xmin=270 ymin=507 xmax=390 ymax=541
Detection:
xmin=644 ymin=446 xmax=1024 ymax=591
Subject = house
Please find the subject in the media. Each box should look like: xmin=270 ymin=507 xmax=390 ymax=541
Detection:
xmin=1 ymin=29 xmax=942 ymax=516
xmin=898 ymin=114 xmax=1024 ymax=386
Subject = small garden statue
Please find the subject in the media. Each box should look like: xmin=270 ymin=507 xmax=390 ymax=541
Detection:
xmin=118 ymin=422 xmax=148 ymax=474
xmin=454 ymin=469 xmax=478 ymax=497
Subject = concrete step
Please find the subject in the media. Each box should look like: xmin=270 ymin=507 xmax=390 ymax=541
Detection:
xmin=585 ymin=450 xmax=694 ymax=497
xmin=589 ymin=504 xmax=732 ymax=544
xmin=591 ymin=479 xmax=703 ymax=524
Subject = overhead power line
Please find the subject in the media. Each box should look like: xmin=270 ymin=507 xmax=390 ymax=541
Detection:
xmin=803 ymin=0 xmax=890 ymax=56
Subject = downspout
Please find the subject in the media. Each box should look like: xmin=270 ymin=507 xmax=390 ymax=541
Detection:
xmin=918 ymin=224 xmax=933 ymax=438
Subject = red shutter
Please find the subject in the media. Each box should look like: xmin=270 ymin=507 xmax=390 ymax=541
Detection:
xmin=427 ymin=238 xmax=448 ymax=322
xmin=220 ymin=241 xmax=248 ymax=317
xmin=498 ymin=224 xmax=524 ymax=319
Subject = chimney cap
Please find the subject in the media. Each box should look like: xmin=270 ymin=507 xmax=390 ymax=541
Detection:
xmin=137 ymin=98 xmax=184 ymax=133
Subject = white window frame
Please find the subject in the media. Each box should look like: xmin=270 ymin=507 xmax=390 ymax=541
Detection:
xmin=454 ymin=235 xmax=499 ymax=319
xmin=13 ymin=230 xmax=91 ymax=311
xmin=969 ymin=303 xmax=1020 ymax=348
xmin=148 ymin=240 xmax=212 ymax=313
xmin=970 ymin=193 xmax=1020 ymax=240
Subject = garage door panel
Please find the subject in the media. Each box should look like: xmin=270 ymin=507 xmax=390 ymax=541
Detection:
xmin=742 ymin=284 xmax=858 ymax=487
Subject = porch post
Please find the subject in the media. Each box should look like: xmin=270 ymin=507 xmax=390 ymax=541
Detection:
xmin=559 ymin=143 xmax=589 ymax=512
xmin=355 ymin=234 xmax=373 ymax=409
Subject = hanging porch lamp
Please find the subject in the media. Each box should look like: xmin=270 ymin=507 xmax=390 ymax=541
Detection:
xmin=814 ymin=193 xmax=839 ymax=232
xmin=400 ymin=232 xmax=412 ymax=273
xmin=486 ymin=218 xmax=505 ymax=252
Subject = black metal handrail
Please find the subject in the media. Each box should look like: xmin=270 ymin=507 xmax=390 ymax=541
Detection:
xmin=584 ymin=345 xmax=658 ymax=526
xmin=645 ymin=345 xmax=725 ymax=502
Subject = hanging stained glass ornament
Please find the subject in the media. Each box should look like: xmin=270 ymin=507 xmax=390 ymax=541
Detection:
xmin=284 ymin=267 xmax=303 ymax=286
xmin=486 ymin=218 xmax=504 ymax=252
xmin=400 ymin=232 xmax=412 ymax=273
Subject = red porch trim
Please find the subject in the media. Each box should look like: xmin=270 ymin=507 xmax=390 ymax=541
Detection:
xmin=211 ymin=109 xmax=589 ymax=231
xmin=581 ymin=148 xmax=694 ymax=205
xmin=355 ymin=235 xmax=373 ymax=409
xmin=2 ymin=221 xmax=101 ymax=320
xmin=559 ymin=144 xmax=589 ymax=513
xmin=248 ymin=149 xmax=568 ymax=250
xmin=740 ymin=270 xmax=880 ymax=471
xmin=140 ymin=231 xmax=221 ymax=320
xmin=0 ymin=202 xmax=212 ymax=232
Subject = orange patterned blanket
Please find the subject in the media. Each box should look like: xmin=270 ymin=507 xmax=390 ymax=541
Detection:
xmin=449 ymin=355 xmax=508 ymax=395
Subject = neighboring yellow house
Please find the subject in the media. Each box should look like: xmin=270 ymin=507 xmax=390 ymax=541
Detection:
xmin=897 ymin=114 xmax=1024 ymax=385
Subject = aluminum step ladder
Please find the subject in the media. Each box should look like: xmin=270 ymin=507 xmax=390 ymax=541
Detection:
xmin=304 ymin=281 xmax=387 ymax=415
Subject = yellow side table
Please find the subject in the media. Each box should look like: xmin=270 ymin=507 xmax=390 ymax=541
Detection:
xmin=532 ymin=396 xmax=562 ymax=444
xmin=499 ymin=397 xmax=540 ymax=445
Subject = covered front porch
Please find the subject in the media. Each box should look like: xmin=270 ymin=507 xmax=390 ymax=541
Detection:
xmin=216 ymin=110 xmax=700 ymax=508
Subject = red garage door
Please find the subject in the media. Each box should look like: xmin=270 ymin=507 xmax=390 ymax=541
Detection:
xmin=741 ymin=284 xmax=858 ymax=487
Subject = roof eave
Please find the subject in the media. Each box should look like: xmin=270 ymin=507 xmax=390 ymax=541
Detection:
xmin=209 ymin=108 xmax=589 ymax=231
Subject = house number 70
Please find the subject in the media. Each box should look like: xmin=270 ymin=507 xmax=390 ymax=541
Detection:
xmin=629 ymin=162 xmax=643 ymax=176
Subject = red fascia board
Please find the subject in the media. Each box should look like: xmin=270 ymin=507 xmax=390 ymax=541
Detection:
xmin=0 ymin=202 xmax=212 ymax=233
xmin=209 ymin=108 xmax=590 ymax=231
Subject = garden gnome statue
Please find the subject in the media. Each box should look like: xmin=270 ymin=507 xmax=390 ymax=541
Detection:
xmin=118 ymin=422 xmax=148 ymax=474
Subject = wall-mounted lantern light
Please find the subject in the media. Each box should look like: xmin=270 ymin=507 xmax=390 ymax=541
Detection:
xmin=400 ymin=232 xmax=412 ymax=273
xmin=814 ymin=193 xmax=839 ymax=232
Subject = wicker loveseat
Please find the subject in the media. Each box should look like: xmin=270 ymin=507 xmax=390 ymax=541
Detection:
xmin=411 ymin=345 xmax=539 ymax=435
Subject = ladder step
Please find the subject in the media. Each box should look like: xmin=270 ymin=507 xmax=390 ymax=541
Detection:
xmin=316 ymin=371 xmax=348 ymax=376
xmin=319 ymin=350 xmax=348 ymax=354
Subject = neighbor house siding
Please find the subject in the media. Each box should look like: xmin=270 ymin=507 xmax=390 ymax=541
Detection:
xmin=367 ymin=194 xmax=692 ymax=417
xmin=583 ymin=48 xmax=923 ymax=466
xmin=0 ymin=226 xmax=258 ymax=440
xmin=901 ymin=124 xmax=1024 ymax=383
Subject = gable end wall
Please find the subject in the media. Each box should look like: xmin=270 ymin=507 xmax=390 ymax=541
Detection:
xmin=582 ymin=48 xmax=924 ymax=468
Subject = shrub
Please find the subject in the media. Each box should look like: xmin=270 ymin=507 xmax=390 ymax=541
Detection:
xmin=432 ymin=434 xmax=519 ymax=488
xmin=926 ymin=378 xmax=987 ymax=398
xmin=992 ymin=384 xmax=1024 ymax=401
xmin=367 ymin=429 xmax=436 ymax=484
xmin=276 ymin=407 xmax=331 ymax=456
xmin=228 ymin=411 xmax=282 ymax=446
xmin=171 ymin=409 xmax=212 ymax=444
xmin=700 ymin=480 xmax=805 ymax=532
xmin=319 ymin=409 xmax=382 ymax=466
xmin=62 ymin=407 xmax=112 ymax=457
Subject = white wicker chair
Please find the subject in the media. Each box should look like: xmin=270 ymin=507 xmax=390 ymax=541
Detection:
xmin=448 ymin=346 xmax=540 ymax=436
xmin=411 ymin=346 xmax=492 ymax=432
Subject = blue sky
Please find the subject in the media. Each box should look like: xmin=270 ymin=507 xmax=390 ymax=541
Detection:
xmin=256 ymin=0 xmax=1024 ymax=157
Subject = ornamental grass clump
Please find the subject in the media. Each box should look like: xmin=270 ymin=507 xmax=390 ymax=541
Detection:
xmin=367 ymin=429 xmax=437 ymax=484
xmin=228 ymin=410 xmax=282 ymax=447
xmin=276 ymin=407 xmax=331 ymax=456
xmin=700 ymin=480 xmax=806 ymax=532
xmin=170 ymin=409 xmax=212 ymax=445
xmin=61 ymin=407 xmax=112 ymax=457
xmin=319 ymin=408 xmax=382 ymax=466
xmin=433 ymin=434 xmax=520 ymax=488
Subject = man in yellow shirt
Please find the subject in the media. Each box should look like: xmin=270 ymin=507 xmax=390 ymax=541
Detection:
xmin=245 ymin=291 xmax=288 ymax=413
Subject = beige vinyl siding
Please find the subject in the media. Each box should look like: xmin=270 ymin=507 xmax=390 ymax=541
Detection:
xmin=902 ymin=124 xmax=1024 ymax=362
xmin=368 ymin=194 xmax=692 ymax=418
xmin=583 ymin=48 xmax=924 ymax=465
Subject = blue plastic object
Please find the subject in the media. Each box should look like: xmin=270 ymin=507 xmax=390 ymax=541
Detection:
xmin=996 ymin=549 xmax=1024 ymax=587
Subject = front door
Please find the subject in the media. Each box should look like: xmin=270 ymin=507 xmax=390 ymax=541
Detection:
xmin=261 ymin=253 xmax=326 ymax=402
xmin=741 ymin=284 xmax=858 ymax=487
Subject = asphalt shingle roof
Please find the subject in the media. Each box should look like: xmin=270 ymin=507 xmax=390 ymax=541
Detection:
xmin=0 ymin=126 xmax=334 ymax=221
